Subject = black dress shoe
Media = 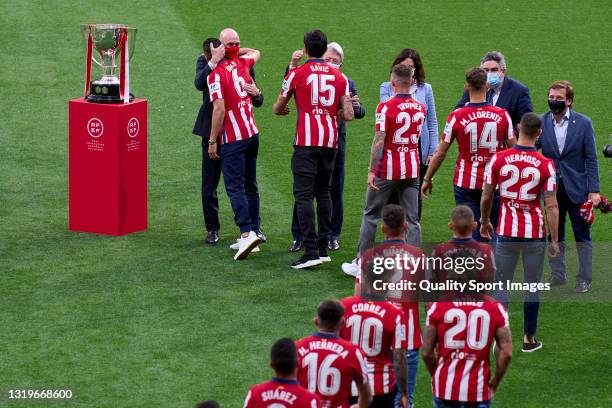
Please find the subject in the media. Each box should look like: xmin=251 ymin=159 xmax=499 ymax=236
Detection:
xmin=289 ymin=240 xmax=303 ymax=252
xmin=328 ymin=239 xmax=340 ymax=251
xmin=206 ymin=230 xmax=220 ymax=245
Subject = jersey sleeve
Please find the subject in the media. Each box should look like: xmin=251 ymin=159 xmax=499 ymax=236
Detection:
xmin=543 ymin=159 xmax=557 ymax=193
xmin=281 ymin=69 xmax=297 ymax=98
xmin=375 ymin=102 xmax=388 ymax=132
xmin=341 ymin=73 xmax=350 ymax=96
xmin=351 ymin=348 xmax=369 ymax=385
xmin=502 ymin=110 xmax=515 ymax=141
xmin=495 ymin=303 xmax=510 ymax=329
xmin=207 ymin=71 xmax=223 ymax=102
xmin=484 ymin=153 xmax=500 ymax=186
xmin=243 ymin=388 xmax=254 ymax=408
xmin=392 ymin=309 xmax=408 ymax=349
xmin=242 ymin=56 xmax=255 ymax=70
xmin=441 ymin=111 xmax=458 ymax=143
xmin=425 ymin=302 xmax=441 ymax=326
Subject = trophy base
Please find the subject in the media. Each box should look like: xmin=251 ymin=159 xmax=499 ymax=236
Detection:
xmin=86 ymin=82 xmax=134 ymax=104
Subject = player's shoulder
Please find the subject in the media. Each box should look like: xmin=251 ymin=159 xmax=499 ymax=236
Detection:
xmin=340 ymin=295 xmax=360 ymax=308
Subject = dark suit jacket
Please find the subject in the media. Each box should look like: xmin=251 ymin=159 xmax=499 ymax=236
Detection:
xmin=193 ymin=56 xmax=263 ymax=138
xmin=538 ymin=110 xmax=600 ymax=204
xmin=456 ymin=76 xmax=533 ymax=132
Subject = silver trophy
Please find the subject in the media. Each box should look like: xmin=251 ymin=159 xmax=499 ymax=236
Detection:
xmin=81 ymin=24 xmax=137 ymax=103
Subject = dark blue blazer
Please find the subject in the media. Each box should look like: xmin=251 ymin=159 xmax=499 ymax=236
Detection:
xmin=456 ymin=76 xmax=533 ymax=131
xmin=538 ymin=110 xmax=600 ymax=204
xmin=192 ymin=56 xmax=263 ymax=138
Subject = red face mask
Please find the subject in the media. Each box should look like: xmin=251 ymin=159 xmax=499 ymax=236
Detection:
xmin=225 ymin=45 xmax=240 ymax=60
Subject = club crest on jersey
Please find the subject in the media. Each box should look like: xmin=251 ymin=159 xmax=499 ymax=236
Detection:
xmin=281 ymin=79 xmax=290 ymax=93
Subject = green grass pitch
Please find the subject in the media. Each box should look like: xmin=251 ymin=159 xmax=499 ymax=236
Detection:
xmin=2 ymin=0 xmax=612 ymax=407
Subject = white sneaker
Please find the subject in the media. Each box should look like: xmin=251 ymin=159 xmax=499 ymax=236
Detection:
xmin=341 ymin=258 xmax=360 ymax=277
xmin=234 ymin=231 xmax=262 ymax=260
xmin=230 ymin=239 xmax=260 ymax=252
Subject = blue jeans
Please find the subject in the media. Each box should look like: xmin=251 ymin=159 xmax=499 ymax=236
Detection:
xmin=219 ymin=135 xmax=260 ymax=234
xmin=549 ymin=179 xmax=593 ymax=283
xmin=494 ymin=237 xmax=546 ymax=336
xmin=394 ymin=349 xmax=419 ymax=408
xmin=453 ymin=186 xmax=500 ymax=242
xmin=433 ymin=397 xmax=490 ymax=408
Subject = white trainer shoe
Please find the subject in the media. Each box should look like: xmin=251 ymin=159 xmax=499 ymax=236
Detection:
xmin=230 ymin=239 xmax=260 ymax=252
xmin=234 ymin=231 xmax=262 ymax=260
xmin=341 ymin=258 xmax=360 ymax=277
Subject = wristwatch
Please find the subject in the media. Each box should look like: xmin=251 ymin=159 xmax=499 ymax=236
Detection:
xmin=208 ymin=139 xmax=217 ymax=145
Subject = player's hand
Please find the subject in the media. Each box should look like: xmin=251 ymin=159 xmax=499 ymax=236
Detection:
xmin=209 ymin=43 xmax=225 ymax=65
xmin=350 ymin=93 xmax=361 ymax=109
xmin=367 ymin=171 xmax=379 ymax=191
xmin=589 ymin=192 xmax=601 ymax=207
xmin=489 ymin=377 xmax=499 ymax=392
xmin=421 ymin=179 xmax=432 ymax=198
xmin=398 ymin=395 xmax=409 ymax=408
xmin=290 ymin=49 xmax=304 ymax=67
xmin=243 ymin=83 xmax=260 ymax=97
xmin=548 ymin=241 xmax=560 ymax=259
xmin=426 ymin=155 xmax=433 ymax=165
xmin=208 ymin=142 xmax=220 ymax=160
xmin=480 ymin=220 xmax=494 ymax=240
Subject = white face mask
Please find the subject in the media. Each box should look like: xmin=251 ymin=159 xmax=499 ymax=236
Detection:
xmin=328 ymin=62 xmax=340 ymax=69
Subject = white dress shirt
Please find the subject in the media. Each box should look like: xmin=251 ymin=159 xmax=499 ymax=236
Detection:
xmin=553 ymin=108 xmax=571 ymax=153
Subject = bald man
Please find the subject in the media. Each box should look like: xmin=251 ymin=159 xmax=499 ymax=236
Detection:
xmin=207 ymin=28 xmax=264 ymax=260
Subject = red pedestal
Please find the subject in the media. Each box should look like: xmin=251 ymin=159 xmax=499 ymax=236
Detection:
xmin=68 ymin=98 xmax=148 ymax=236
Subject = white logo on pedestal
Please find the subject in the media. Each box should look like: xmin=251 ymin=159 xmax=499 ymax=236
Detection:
xmin=127 ymin=117 xmax=140 ymax=138
xmin=87 ymin=118 xmax=104 ymax=138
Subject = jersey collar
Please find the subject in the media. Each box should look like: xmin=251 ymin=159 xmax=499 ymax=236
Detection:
xmin=450 ymin=237 xmax=475 ymax=243
xmin=272 ymin=377 xmax=299 ymax=384
xmin=306 ymin=58 xmax=326 ymax=63
xmin=466 ymin=101 xmax=490 ymax=107
xmin=395 ymin=93 xmax=412 ymax=98
xmin=313 ymin=332 xmax=339 ymax=339
xmin=384 ymin=239 xmax=405 ymax=243
xmin=513 ymin=144 xmax=537 ymax=151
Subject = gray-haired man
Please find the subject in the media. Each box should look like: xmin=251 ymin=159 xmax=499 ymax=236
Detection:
xmin=456 ymin=51 xmax=533 ymax=133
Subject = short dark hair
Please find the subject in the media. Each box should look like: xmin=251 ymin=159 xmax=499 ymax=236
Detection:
xmin=316 ymin=299 xmax=344 ymax=331
xmin=520 ymin=112 xmax=542 ymax=138
xmin=195 ymin=401 xmax=220 ymax=408
xmin=450 ymin=205 xmax=475 ymax=235
xmin=390 ymin=48 xmax=426 ymax=85
xmin=382 ymin=204 xmax=406 ymax=235
xmin=270 ymin=338 xmax=297 ymax=376
xmin=203 ymin=37 xmax=221 ymax=60
xmin=465 ymin=67 xmax=487 ymax=92
xmin=304 ymin=30 xmax=327 ymax=58
xmin=548 ymin=80 xmax=575 ymax=106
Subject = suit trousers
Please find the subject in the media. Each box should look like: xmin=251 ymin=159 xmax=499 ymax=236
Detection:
xmin=549 ymin=179 xmax=593 ymax=283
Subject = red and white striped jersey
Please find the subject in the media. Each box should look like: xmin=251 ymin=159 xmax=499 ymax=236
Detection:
xmin=426 ymin=300 xmax=509 ymax=403
xmin=281 ymin=59 xmax=349 ymax=148
xmin=442 ymin=103 xmax=514 ymax=190
xmin=374 ymin=95 xmax=426 ymax=180
xmin=208 ymin=57 xmax=259 ymax=144
xmin=340 ymin=296 xmax=407 ymax=395
xmin=295 ymin=333 xmax=368 ymax=408
xmin=485 ymin=146 xmax=557 ymax=239
xmin=244 ymin=378 xmax=321 ymax=408
xmin=356 ymin=241 xmax=425 ymax=350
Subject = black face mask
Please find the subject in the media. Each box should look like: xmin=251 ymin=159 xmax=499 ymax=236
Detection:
xmin=548 ymin=99 xmax=567 ymax=115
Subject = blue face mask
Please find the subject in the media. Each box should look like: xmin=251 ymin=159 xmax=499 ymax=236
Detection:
xmin=487 ymin=72 xmax=502 ymax=90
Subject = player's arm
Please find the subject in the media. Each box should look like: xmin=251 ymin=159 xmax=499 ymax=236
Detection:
xmin=480 ymin=182 xmax=496 ymax=240
xmin=367 ymin=130 xmax=386 ymax=191
xmin=208 ymin=99 xmax=224 ymax=160
xmin=421 ymin=140 xmax=451 ymax=198
xmin=420 ymin=325 xmax=437 ymax=376
xmin=544 ymin=190 xmax=560 ymax=258
xmin=355 ymin=382 xmax=373 ymax=408
xmin=239 ymin=47 xmax=260 ymax=63
xmin=338 ymin=94 xmax=355 ymax=122
xmin=490 ymin=325 xmax=513 ymax=392
xmin=393 ymin=348 xmax=409 ymax=406
xmin=272 ymin=94 xmax=290 ymax=115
